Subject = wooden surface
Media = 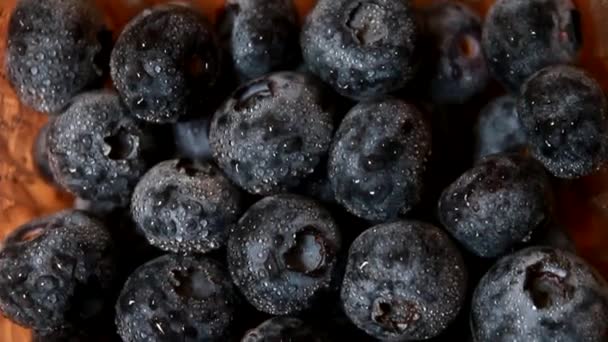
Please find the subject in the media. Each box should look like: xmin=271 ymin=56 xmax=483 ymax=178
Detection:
xmin=0 ymin=0 xmax=607 ymax=341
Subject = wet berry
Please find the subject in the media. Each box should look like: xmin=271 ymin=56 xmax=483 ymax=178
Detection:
xmin=472 ymin=247 xmax=608 ymax=341
xmin=482 ymin=0 xmax=582 ymax=92
xmin=341 ymin=221 xmax=467 ymax=341
xmin=111 ymin=4 xmax=220 ymax=123
xmin=438 ymin=154 xmax=553 ymax=258
xmin=301 ymin=0 xmax=419 ymax=99
xmin=518 ymin=65 xmax=608 ymax=179
xmin=0 ymin=210 xmax=115 ymax=332
xmin=116 ymin=254 xmax=239 ymax=341
xmin=329 ymin=98 xmax=431 ymax=222
xmin=228 ymin=195 xmax=341 ymax=315
xmin=47 ymin=91 xmax=163 ymax=206
xmin=6 ymin=0 xmax=109 ymax=114
xmin=218 ymin=0 xmax=300 ymax=81
xmin=131 ymin=159 xmax=243 ymax=254
xmin=210 ymin=72 xmax=334 ymax=195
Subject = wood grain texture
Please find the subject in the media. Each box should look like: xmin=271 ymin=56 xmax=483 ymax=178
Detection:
xmin=0 ymin=0 xmax=607 ymax=341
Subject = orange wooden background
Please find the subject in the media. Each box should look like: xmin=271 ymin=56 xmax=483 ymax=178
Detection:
xmin=0 ymin=0 xmax=607 ymax=340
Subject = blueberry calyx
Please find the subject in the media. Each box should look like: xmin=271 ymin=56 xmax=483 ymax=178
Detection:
xmin=284 ymin=229 xmax=330 ymax=275
xmin=523 ymin=262 xmax=574 ymax=309
xmin=371 ymin=298 xmax=420 ymax=333
xmin=347 ymin=2 xmax=388 ymax=45
xmin=171 ymin=268 xmax=217 ymax=300
xmin=175 ymin=158 xmax=201 ymax=177
xmin=103 ymin=127 xmax=138 ymax=160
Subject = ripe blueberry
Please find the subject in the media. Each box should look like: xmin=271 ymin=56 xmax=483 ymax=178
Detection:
xmin=438 ymin=154 xmax=553 ymax=258
xmin=518 ymin=65 xmax=608 ymax=179
xmin=116 ymin=254 xmax=239 ymax=342
xmin=218 ymin=0 xmax=300 ymax=81
xmin=341 ymin=221 xmax=467 ymax=341
xmin=47 ymin=91 xmax=163 ymax=206
xmin=111 ymin=4 xmax=220 ymax=123
xmin=0 ymin=210 xmax=115 ymax=332
xmin=228 ymin=194 xmax=341 ymax=315
xmin=329 ymin=98 xmax=431 ymax=222
xmin=210 ymin=72 xmax=334 ymax=196
xmin=6 ymin=0 xmax=109 ymax=114
xmin=482 ymin=0 xmax=582 ymax=92
xmin=301 ymin=0 xmax=419 ymax=99
xmin=131 ymin=159 xmax=243 ymax=254
xmin=472 ymin=247 xmax=608 ymax=342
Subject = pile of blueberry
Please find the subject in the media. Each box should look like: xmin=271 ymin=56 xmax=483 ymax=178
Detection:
xmin=4 ymin=0 xmax=608 ymax=341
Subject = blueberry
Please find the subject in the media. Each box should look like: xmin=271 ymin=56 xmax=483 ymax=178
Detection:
xmin=517 ymin=65 xmax=608 ymax=179
xmin=475 ymin=95 xmax=527 ymax=160
xmin=110 ymin=4 xmax=220 ymax=123
xmin=218 ymin=0 xmax=300 ymax=81
xmin=228 ymin=194 xmax=341 ymax=315
xmin=438 ymin=154 xmax=553 ymax=258
xmin=341 ymin=221 xmax=467 ymax=341
xmin=6 ymin=0 xmax=109 ymax=114
xmin=210 ymin=72 xmax=334 ymax=195
xmin=47 ymin=91 xmax=163 ymax=206
xmin=33 ymin=121 xmax=55 ymax=183
xmin=242 ymin=317 xmax=325 ymax=342
xmin=116 ymin=254 xmax=239 ymax=342
xmin=131 ymin=159 xmax=243 ymax=254
xmin=471 ymin=247 xmax=608 ymax=341
xmin=419 ymin=1 xmax=489 ymax=104
xmin=174 ymin=116 xmax=213 ymax=162
xmin=301 ymin=0 xmax=419 ymax=99
xmin=482 ymin=0 xmax=582 ymax=92
xmin=329 ymin=98 xmax=432 ymax=222
xmin=0 ymin=210 xmax=115 ymax=332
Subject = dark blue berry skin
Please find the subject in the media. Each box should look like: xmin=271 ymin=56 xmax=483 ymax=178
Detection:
xmin=131 ymin=159 xmax=243 ymax=254
xmin=47 ymin=91 xmax=164 ymax=206
xmin=482 ymin=0 xmax=582 ymax=92
xmin=116 ymin=254 xmax=239 ymax=342
xmin=518 ymin=65 xmax=608 ymax=179
xmin=228 ymin=195 xmax=341 ymax=315
xmin=475 ymin=95 xmax=527 ymax=160
xmin=341 ymin=221 xmax=467 ymax=341
xmin=242 ymin=317 xmax=325 ymax=342
xmin=438 ymin=154 xmax=552 ymax=258
xmin=210 ymin=72 xmax=334 ymax=196
xmin=33 ymin=122 xmax=55 ymax=183
xmin=329 ymin=99 xmax=432 ymax=222
xmin=419 ymin=1 xmax=489 ymax=104
xmin=218 ymin=0 xmax=300 ymax=81
xmin=0 ymin=210 xmax=115 ymax=333
xmin=174 ymin=116 xmax=213 ymax=162
xmin=6 ymin=0 xmax=109 ymax=114
xmin=301 ymin=0 xmax=419 ymax=100
xmin=110 ymin=4 xmax=220 ymax=123
xmin=471 ymin=247 xmax=608 ymax=342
